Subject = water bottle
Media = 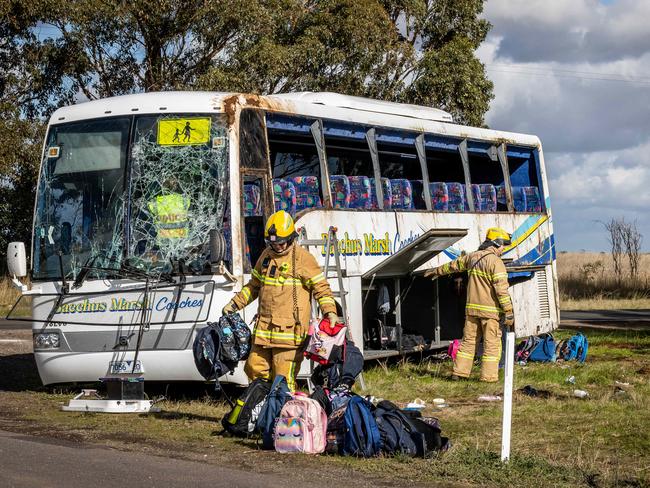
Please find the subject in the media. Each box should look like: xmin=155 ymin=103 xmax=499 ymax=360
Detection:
xmin=226 ymin=399 xmax=245 ymax=424
xmin=573 ymin=389 xmax=589 ymax=398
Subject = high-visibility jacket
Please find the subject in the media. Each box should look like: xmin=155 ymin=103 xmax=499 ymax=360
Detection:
xmin=431 ymin=246 xmax=513 ymax=320
xmin=147 ymin=193 xmax=190 ymax=239
xmin=230 ymin=242 xmax=337 ymax=348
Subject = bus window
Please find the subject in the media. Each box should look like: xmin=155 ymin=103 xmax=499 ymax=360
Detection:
xmin=241 ymin=175 xmax=266 ymax=271
xmin=323 ymin=121 xmax=375 ymax=209
xmin=376 ymin=130 xmax=422 ymax=210
xmin=240 ymin=109 xmax=270 ymax=171
xmin=425 ymin=137 xmax=467 ymax=212
xmin=466 ymin=141 xmax=506 ymax=212
xmin=506 ymin=146 xmax=544 ymax=213
xmin=267 ymin=114 xmax=323 ymax=215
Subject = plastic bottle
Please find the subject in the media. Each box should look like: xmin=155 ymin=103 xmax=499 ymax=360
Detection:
xmin=573 ymin=389 xmax=589 ymax=398
xmin=226 ymin=399 xmax=245 ymax=424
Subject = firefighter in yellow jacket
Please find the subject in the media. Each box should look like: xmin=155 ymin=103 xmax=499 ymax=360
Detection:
xmin=222 ymin=210 xmax=338 ymax=390
xmin=425 ymin=227 xmax=514 ymax=382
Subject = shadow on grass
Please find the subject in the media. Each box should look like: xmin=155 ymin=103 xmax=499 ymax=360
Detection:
xmin=0 ymin=353 xmax=43 ymax=391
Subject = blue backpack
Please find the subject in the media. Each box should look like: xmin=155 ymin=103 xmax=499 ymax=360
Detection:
xmin=559 ymin=333 xmax=588 ymax=362
xmin=255 ymin=375 xmax=291 ymax=450
xmin=527 ymin=333 xmax=556 ymax=362
xmin=343 ymin=396 xmax=382 ymax=457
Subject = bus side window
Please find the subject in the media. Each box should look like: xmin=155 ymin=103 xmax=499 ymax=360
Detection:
xmin=466 ymin=141 xmax=506 ymax=212
xmin=267 ymin=114 xmax=324 ymax=216
xmin=505 ymin=146 xmax=544 ymax=213
xmin=375 ymin=130 xmax=422 ymax=210
xmin=425 ymin=137 xmax=467 ymax=212
xmin=241 ymin=176 xmax=265 ymax=272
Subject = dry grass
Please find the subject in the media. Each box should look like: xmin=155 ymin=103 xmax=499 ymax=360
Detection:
xmin=557 ymin=252 xmax=650 ymax=309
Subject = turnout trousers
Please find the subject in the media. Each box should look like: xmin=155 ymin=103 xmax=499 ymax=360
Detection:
xmin=244 ymin=344 xmax=304 ymax=391
xmin=453 ymin=316 xmax=502 ymax=382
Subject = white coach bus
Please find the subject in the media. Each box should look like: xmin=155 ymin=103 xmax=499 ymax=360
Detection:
xmin=6 ymin=91 xmax=558 ymax=385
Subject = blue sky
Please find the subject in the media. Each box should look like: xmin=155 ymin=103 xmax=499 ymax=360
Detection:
xmin=479 ymin=0 xmax=649 ymax=251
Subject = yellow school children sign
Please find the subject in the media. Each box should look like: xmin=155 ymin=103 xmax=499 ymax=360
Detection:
xmin=157 ymin=118 xmax=211 ymax=146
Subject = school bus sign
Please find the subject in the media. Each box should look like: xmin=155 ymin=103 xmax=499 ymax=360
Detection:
xmin=157 ymin=118 xmax=211 ymax=146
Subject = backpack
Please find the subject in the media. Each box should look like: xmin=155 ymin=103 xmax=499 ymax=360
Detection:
xmin=559 ymin=333 xmax=588 ymax=362
xmin=527 ymin=333 xmax=556 ymax=362
xmin=274 ymin=394 xmax=328 ymax=454
xmin=311 ymin=340 xmax=364 ymax=391
xmin=221 ymin=378 xmax=271 ymax=437
xmin=325 ymin=404 xmax=348 ymax=455
xmin=192 ymin=314 xmax=251 ymax=391
xmin=447 ymin=339 xmax=461 ymax=360
xmin=343 ymin=396 xmax=382 ymax=457
xmin=373 ymin=400 xmax=426 ymax=457
xmin=256 ymin=375 xmax=291 ymax=450
xmin=304 ymin=318 xmax=347 ymax=365
xmin=515 ymin=335 xmax=540 ymax=362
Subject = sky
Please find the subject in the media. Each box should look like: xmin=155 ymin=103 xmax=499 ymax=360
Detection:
xmin=478 ymin=0 xmax=650 ymax=251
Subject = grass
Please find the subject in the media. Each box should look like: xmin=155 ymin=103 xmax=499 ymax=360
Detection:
xmin=1 ymin=328 xmax=649 ymax=487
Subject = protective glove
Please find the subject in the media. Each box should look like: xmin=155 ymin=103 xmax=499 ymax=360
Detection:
xmin=504 ymin=313 xmax=515 ymax=328
xmin=325 ymin=312 xmax=339 ymax=325
xmin=222 ymin=301 xmax=238 ymax=315
xmin=423 ymin=268 xmax=439 ymax=279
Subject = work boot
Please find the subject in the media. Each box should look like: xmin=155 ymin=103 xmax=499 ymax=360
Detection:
xmin=450 ymin=374 xmax=462 ymax=381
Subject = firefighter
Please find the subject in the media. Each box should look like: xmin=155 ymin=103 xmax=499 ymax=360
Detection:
xmin=222 ymin=210 xmax=338 ymax=390
xmin=424 ymin=227 xmax=514 ymax=382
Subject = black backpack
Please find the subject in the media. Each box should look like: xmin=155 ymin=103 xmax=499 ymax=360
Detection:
xmin=192 ymin=313 xmax=251 ymax=391
xmin=374 ymin=400 xmax=426 ymax=457
xmin=221 ymin=378 xmax=271 ymax=437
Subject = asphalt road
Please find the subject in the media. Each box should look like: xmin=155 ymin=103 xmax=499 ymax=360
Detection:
xmin=0 ymin=429 xmax=296 ymax=488
xmin=561 ymin=309 xmax=650 ymax=322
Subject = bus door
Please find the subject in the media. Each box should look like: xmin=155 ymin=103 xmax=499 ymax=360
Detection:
xmin=360 ymin=229 xmax=466 ymax=354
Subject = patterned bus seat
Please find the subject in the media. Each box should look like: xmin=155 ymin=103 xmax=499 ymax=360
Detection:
xmin=272 ymin=178 xmax=297 ymax=216
xmin=348 ymin=175 xmax=372 ymax=209
xmin=369 ymin=177 xmax=391 ymax=209
xmin=330 ymin=175 xmax=351 ymax=209
xmin=429 ymin=182 xmax=449 ymax=211
xmin=468 ymin=184 xmax=482 ymax=212
xmin=523 ymin=186 xmax=542 ymax=212
xmin=289 ymin=176 xmax=322 ymax=213
xmin=511 ymin=186 xmax=526 ymax=212
xmin=475 ymin=183 xmax=497 ymax=212
xmin=390 ymin=179 xmax=413 ymax=209
xmin=447 ymin=182 xmax=466 ymax=212
xmin=243 ymin=184 xmax=261 ymax=216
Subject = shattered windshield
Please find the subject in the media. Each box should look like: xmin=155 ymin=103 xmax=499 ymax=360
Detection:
xmin=33 ymin=114 xmax=229 ymax=281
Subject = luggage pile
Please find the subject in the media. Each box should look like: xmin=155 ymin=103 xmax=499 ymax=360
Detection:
xmin=515 ymin=332 xmax=588 ymax=364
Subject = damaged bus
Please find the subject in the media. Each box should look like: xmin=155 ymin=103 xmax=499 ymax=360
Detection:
xmin=6 ymin=92 xmax=558 ymax=385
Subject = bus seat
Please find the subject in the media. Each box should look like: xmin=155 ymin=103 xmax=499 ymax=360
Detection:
xmin=410 ymin=180 xmax=426 ymax=209
xmin=390 ymin=179 xmax=413 ymax=209
xmin=290 ymin=176 xmax=323 ymax=212
xmin=523 ymin=186 xmax=542 ymax=212
xmin=496 ymin=185 xmax=506 ymax=206
xmin=511 ymin=186 xmax=526 ymax=212
xmin=369 ymin=177 xmax=391 ymax=209
xmin=469 ymin=184 xmax=482 ymax=211
xmin=476 ymin=184 xmax=497 ymax=212
xmin=330 ymin=175 xmax=351 ymax=209
xmin=272 ymin=178 xmax=297 ymax=216
xmin=348 ymin=176 xmax=372 ymax=209
xmin=447 ymin=182 xmax=466 ymax=212
xmin=243 ymin=184 xmax=262 ymax=216
xmin=429 ymin=182 xmax=449 ymax=211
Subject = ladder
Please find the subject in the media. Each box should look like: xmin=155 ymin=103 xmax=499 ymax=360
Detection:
xmin=299 ymin=225 xmax=366 ymax=391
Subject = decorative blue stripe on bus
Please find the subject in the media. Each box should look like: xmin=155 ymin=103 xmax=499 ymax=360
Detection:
xmin=508 ymin=271 xmax=534 ymax=280
xmin=509 ymin=234 xmax=555 ymax=266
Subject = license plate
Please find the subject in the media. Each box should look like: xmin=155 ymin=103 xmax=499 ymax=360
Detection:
xmin=109 ymin=360 xmax=145 ymax=374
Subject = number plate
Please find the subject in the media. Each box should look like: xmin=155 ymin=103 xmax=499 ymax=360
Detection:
xmin=108 ymin=360 xmax=145 ymax=374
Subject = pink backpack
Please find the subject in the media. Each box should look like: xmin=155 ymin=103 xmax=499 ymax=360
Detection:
xmin=274 ymin=395 xmax=327 ymax=454
xmin=448 ymin=339 xmax=461 ymax=360
xmin=304 ymin=318 xmax=347 ymax=365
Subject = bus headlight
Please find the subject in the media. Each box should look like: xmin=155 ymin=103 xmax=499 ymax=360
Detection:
xmin=33 ymin=332 xmax=60 ymax=349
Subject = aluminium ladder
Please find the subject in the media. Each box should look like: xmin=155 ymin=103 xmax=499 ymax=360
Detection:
xmin=299 ymin=226 xmax=366 ymax=391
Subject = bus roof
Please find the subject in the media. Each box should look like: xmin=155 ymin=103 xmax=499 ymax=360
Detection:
xmin=49 ymin=91 xmax=541 ymax=147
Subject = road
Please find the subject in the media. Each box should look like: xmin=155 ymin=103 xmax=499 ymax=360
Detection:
xmin=0 ymin=429 xmax=299 ymax=488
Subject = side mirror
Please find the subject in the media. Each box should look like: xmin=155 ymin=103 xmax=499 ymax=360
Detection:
xmin=7 ymin=242 xmax=27 ymax=277
xmin=209 ymin=229 xmax=226 ymax=264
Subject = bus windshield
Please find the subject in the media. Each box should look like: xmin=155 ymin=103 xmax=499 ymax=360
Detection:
xmin=33 ymin=114 xmax=229 ymax=281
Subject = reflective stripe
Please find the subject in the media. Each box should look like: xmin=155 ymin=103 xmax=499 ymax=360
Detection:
xmin=493 ymin=272 xmax=508 ymax=281
xmin=482 ymin=356 xmax=500 ymax=362
xmin=306 ymin=273 xmax=325 ymax=285
xmin=318 ymin=297 xmax=335 ymax=305
xmin=252 ymin=269 xmax=264 ymax=281
xmin=241 ymin=286 xmax=251 ymax=301
xmin=498 ymin=295 xmax=511 ymax=304
xmin=457 ymin=351 xmax=475 ymax=360
xmin=252 ymin=269 xmax=302 ymax=287
xmin=253 ymin=329 xmax=306 ymax=341
xmin=466 ymin=303 xmax=503 ymax=313
xmin=468 ymin=269 xmax=507 ymax=282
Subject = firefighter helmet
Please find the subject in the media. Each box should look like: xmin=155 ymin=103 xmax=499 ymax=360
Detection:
xmin=485 ymin=227 xmax=512 ymax=247
xmin=264 ymin=210 xmax=297 ymax=244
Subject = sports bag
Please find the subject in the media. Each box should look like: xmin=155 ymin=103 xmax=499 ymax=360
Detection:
xmin=558 ymin=332 xmax=588 ymax=362
xmin=527 ymin=333 xmax=556 ymax=362
xmin=304 ymin=318 xmax=347 ymax=365
xmin=274 ymin=394 xmax=327 ymax=454
xmin=256 ymin=375 xmax=291 ymax=450
xmin=343 ymin=396 xmax=382 ymax=457
xmin=373 ymin=400 xmax=426 ymax=457
xmin=192 ymin=313 xmax=251 ymax=391
xmin=515 ymin=335 xmax=540 ymax=363
xmin=221 ymin=378 xmax=271 ymax=437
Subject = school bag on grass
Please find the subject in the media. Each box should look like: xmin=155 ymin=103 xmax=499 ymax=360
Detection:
xmin=515 ymin=335 xmax=540 ymax=363
xmin=558 ymin=332 xmax=588 ymax=362
xmin=221 ymin=378 xmax=270 ymax=437
xmin=527 ymin=333 xmax=556 ymax=362
xmin=342 ymin=396 xmax=382 ymax=457
xmin=274 ymin=394 xmax=328 ymax=454
xmin=256 ymin=375 xmax=291 ymax=450
xmin=373 ymin=400 xmax=425 ymax=457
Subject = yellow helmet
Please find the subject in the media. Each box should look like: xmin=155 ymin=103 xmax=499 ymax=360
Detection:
xmin=264 ymin=210 xmax=297 ymax=243
xmin=485 ymin=227 xmax=512 ymax=246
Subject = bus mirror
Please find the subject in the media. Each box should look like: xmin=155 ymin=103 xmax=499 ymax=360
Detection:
xmin=7 ymin=242 xmax=27 ymax=278
xmin=209 ymin=229 xmax=226 ymax=264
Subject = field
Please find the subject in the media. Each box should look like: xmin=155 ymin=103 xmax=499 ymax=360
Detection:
xmin=557 ymin=252 xmax=650 ymax=310
xmin=1 ymin=327 xmax=648 ymax=487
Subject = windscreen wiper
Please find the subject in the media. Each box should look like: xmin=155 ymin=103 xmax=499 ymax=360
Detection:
xmin=72 ymin=255 xmax=97 ymax=289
